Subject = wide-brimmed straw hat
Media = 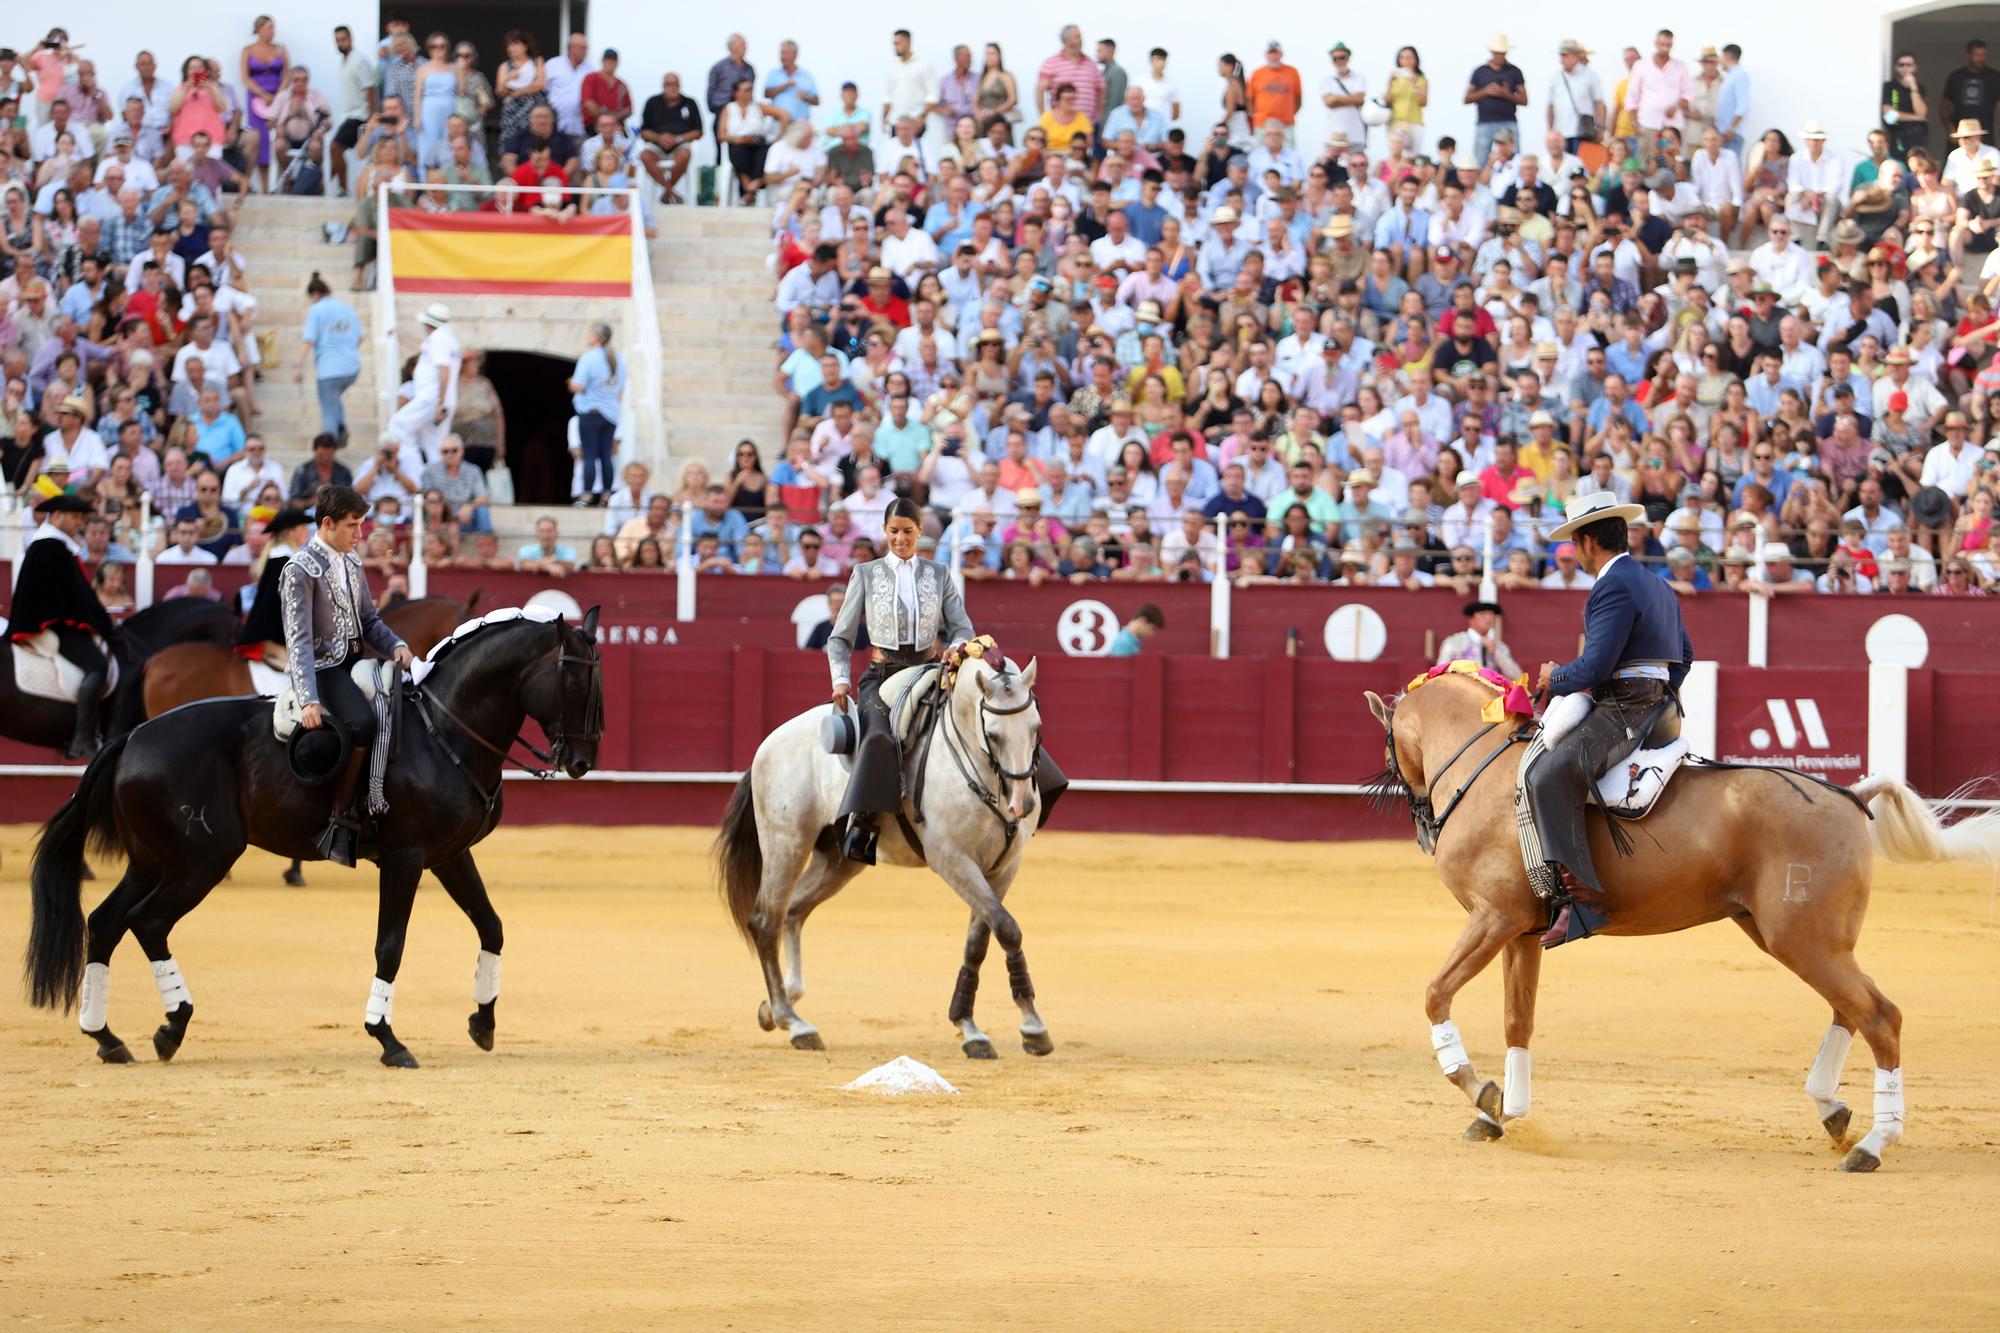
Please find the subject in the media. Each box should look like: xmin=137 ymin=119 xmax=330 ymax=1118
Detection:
xmin=1549 ymin=491 xmax=1645 ymax=542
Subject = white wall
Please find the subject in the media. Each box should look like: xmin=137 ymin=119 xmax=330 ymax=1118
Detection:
xmin=66 ymin=1 xmax=1936 ymax=163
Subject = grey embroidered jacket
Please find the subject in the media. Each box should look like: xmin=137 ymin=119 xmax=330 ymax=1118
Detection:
xmin=278 ymin=538 xmax=407 ymax=705
xmin=826 ymin=555 xmax=972 ymax=686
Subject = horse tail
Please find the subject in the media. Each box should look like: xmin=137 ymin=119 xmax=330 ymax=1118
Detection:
xmin=714 ymin=774 xmax=763 ymax=945
xmin=1851 ymin=775 xmax=2000 ymax=865
xmin=26 ymin=733 xmax=129 ymax=1011
xmin=463 ymin=587 xmax=483 ymax=618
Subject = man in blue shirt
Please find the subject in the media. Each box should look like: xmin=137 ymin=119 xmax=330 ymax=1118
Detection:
xmin=1101 ymin=87 xmax=1167 ymax=153
xmin=762 ymin=41 xmax=818 ymax=123
xmin=1585 ymin=375 xmax=1650 ymax=434
xmin=297 ymin=275 xmax=364 ymax=443
xmin=1529 ymin=491 xmax=1693 ymax=948
xmin=688 ymin=485 xmax=749 ymax=559
xmin=1107 ymin=603 xmax=1164 ymax=656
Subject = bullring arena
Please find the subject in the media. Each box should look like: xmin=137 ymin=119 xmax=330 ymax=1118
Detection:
xmin=2 ymin=823 xmax=1997 ymax=1326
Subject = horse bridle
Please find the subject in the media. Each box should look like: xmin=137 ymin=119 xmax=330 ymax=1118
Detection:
xmin=1377 ymin=708 xmax=1530 ymax=855
xmin=938 ymin=673 xmax=1040 ymax=871
xmin=414 ymin=621 xmax=605 ymax=808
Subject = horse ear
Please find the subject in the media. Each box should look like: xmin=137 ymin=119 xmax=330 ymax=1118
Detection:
xmin=1019 ymin=656 xmax=1038 ymax=690
xmin=1365 ymin=690 xmax=1394 ymax=727
xmin=581 ymin=606 xmax=601 ymax=640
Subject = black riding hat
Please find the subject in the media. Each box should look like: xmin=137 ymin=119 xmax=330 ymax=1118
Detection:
xmin=287 ymin=713 xmax=356 ymax=786
xmin=1462 ymin=600 xmax=1503 ymax=618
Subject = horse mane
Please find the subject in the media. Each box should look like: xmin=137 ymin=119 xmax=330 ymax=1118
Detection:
xmin=414 ymin=607 xmax=564 ymax=684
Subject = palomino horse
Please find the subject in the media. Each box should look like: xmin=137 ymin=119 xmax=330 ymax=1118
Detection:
xmin=1366 ymin=669 xmax=2000 ymax=1172
xmin=140 ymin=592 xmax=482 ymax=717
xmin=27 ymin=609 xmax=604 ymax=1069
xmin=716 ymin=653 xmax=1050 ymax=1059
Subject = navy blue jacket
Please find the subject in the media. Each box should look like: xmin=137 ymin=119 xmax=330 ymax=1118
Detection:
xmin=1549 ymin=553 xmax=1694 ymax=696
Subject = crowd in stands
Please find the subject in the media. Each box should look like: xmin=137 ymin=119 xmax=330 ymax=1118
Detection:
xmin=13 ymin=18 xmax=2000 ymax=600
xmin=725 ymin=25 xmax=2000 ymax=596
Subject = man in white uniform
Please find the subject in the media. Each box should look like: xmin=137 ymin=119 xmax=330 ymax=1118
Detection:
xmin=387 ymin=303 xmax=461 ymax=465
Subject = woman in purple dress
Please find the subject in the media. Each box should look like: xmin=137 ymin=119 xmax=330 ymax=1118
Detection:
xmin=240 ymin=14 xmax=289 ymax=192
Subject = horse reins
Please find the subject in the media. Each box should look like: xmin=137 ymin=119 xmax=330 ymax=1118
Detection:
xmin=936 ymin=675 xmax=1040 ymax=874
xmin=1381 ymin=713 xmax=1532 ymax=854
xmin=412 ymin=622 xmax=605 ymax=810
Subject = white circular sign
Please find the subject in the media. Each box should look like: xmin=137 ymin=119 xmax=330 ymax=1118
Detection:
xmin=1056 ymin=599 xmax=1119 ymax=656
xmin=1323 ymin=603 xmax=1387 ymax=662
xmin=1863 ymin=613 xmax=1929 ymax=669
xmin=527 ymin=589 xmax=584 ymax=622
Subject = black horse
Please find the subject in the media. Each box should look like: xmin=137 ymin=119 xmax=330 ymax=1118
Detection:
xmin=2 ymin=596 xmax=238 ymax=752
xmin=26 ymin=608 xmax=604 ymax=1069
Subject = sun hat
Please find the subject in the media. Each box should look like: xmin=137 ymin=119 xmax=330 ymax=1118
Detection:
xmin=1548 ymin=490 xmax=1644 ymax=541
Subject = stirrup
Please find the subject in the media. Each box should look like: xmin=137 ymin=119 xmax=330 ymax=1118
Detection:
xmin=841 ymin=821 xmax=878 ymax=866
xmin=315 ymin=815 xmax=363 ymax=868
xmin=64 ymin=736 xmax=102 ymax=761
xmin=1540 ymin=892 xmax=1609 ymax=950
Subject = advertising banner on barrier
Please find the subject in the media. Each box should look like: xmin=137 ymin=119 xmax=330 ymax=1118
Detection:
xmin=1712 ymin=667 xmax=1869 ymax=786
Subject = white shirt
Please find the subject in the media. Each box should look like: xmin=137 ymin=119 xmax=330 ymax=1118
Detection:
xmin=1919 ymin=440 xmax=1981 ymax=498
xmin=43 ymin=428 xmax=110 ymax=479
xmin=1749 ymin=240 xmax=1813 ymax=296
xmin=1135 ymin=74 xmax=1180 ymax=121
xmin=775 ymin=262 xmax=840 ymax=314
xmin=1688 ymin=148 xmax=1744 ymax=207
xmin=96 ymin=154 xmax=159 ymax=193
xmin=1089 ymin=232 xmax=1146 ymax=272
xmin=221 ymin=457 xmax=286 ymax=503
xmin=334 ymin=50 xmax=378 ymax=124
xmin=156 ymin=543 xmax=219 ymax=566
xmin=1319 ymin=69 xmax=1368 ymax=145
xmin=1785 ymin=148 xmax=1846 ymax=222
xmin=172 ymin=339 xmax=243 ymax=388
xmin=892 ymin=322 xmax=957 ymax=365
xmin=1872 ymin=374 xmax=1946 ymax=425
xmin=881 ymin=551 xmax=921 ymax=648
xmin=30 ymin=519 xmax=83 ymax=557
xmin=1944 ymin=142 xmax=2000 ymax=195
xmin=880 ymin=227 xmax=941 ymax=284
xmin=840 ymin=489 xmax=892 ymax=541
xmin=408 ymin=324 xmax=463 ymax=411
xmin=884 ymin=56 xmax=940 ymax=123
xmin=1541 ymin=567 xmax=1596 ymax=589
xmin=544 ymin=55 xmax=592 ymax=137
xmin=1547 ymin=65 xmax=1605 ymax=139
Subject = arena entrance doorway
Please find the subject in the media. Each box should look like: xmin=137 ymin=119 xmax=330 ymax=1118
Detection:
xmin=482 ymin=351 xmax=577 ymax=505
xmin=1888 ymin=4 xmax=2000 ymax=143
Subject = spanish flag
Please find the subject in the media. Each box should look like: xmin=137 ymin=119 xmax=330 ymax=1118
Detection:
xmin=388 ymin=210 xmax=631 ymax=298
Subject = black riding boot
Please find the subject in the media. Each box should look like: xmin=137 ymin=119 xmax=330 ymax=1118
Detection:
xmin=1033 ymin=746 xmax=1068 ymax=829
xmin=313 ymin=751 xmax=371 ymax=868
xmin=842 ymin=816 xmax=879 ymax=865
xmin=66 ymin=673 xmax=105 ymax=760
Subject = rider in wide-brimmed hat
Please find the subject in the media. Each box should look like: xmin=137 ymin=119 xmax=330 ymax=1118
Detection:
xmin=10 ymin=492 xmax=116 ymax=757
xmin=1527 ymin=491 xmax=1694 ymax=948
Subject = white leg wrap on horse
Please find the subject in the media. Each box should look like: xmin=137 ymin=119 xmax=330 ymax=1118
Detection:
xmin=1856 ymin=1066 xmax=1906 ymax=1157
xmin=1503 ymin=1047 xmax=1533 ymax=1118
xmin=1804 ymin=1024 xmax=1853 ymax=1113
xmin=78 ymin=961 xmax=111 ymax=1032
xmin=150 ymin=958 xmax=192 ymax=1012
xmin=366 ymin=977 xmax=395 ymax=1026
xmin=1430 ymin=1020 xmax=1469 ymax=1075
xmin=473 ymin=950 xmax=502 ymax=1005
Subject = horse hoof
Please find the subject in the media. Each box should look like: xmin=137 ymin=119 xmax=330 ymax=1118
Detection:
xmin=1475 ymin=1080 xmax=1502 ymax=1119
xmin=1821 ymin=1104 xmax=1852 ymax=1145
xmin=962 ymin=1037 xmax=998 ymax=1060
xmin=789 ymin=1030 xmax=825 ymax=1051
xmin=97 ymin=1042 xmax=135 ymax=1065
xmin=283 ymin=867 xmax=306 ymax=888
xmin=152 ymin=1028 xmax=183 ymax=1063
xmin=1464 ymin=1112 xmax=1505 ymax=1142
xmin=1839 ymin=1145 xmax=1881 ymax=1173
xmin=757 ymin=1000 xmax=776 ymax=1032
xmin=468 ymin=1016 xmax=495 ymax=1052
xmin=1021 ymin=1030 xmax=1055 ymax=1057
xmin=380 ymin=1048 xmax=421 ymax=1069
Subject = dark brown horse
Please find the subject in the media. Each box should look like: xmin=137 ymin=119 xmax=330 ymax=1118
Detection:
xmin=1 ymin=598 xmax=238 ymax=753
xmin=141 ymin=592 xmax=482 ymax=717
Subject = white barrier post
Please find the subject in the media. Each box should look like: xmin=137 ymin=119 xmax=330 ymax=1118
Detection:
xmin=1746 ymin=591 xmax=1770 ymax=668
xmin=374 ymin=180 xmax=399 ymax=436
xmin=1209 ymin=511 xmax=1231 ymax=658
xmin=950 ymin=519 xmax=967 ymax=599
xmin=1 ymin=491 xmax=20 ymax=592
xmin=1679 ymin=659 xmax=1719 ymax=758
xmin=627 ymin=183 xmax=664 ymax=477
xmin=408 ymin=494 xmax=428 ymax=598
xmin=676 ymin=501 xmax=697 ymax=621
xmin=1868 ymin=663 xmax=1909 ymax=782
xmin=1480 ymin=510 xmax=1499 ymax=604
xmin=134 ymin=492 xmax=155 ymax=609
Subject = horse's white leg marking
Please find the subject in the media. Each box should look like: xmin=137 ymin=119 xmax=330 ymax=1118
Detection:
xmin=1805 ymin=1023 xmax=1853 ymax=1120
xmin=79 ymin=961 xmax=111 ymax=1032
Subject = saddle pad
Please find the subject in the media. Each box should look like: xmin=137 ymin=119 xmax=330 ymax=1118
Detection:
xmin=11 ymin=639 xmax=119 ymax=704
xmin=879 ymin=663 xmax=943 ymax=743
xmin=247 ymin=659 xmax=289 ymax=697
xmin=1593 ymin=740 xmax=1689 ymax=818
xmin=272 ymin=659 xmax=392 ymax=740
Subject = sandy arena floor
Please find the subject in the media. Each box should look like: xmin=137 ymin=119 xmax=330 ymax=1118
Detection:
xmin=1 ymin=824 xmax=1996 ymax=1329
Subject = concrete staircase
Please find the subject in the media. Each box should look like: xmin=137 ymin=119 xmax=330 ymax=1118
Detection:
xmin=230 ymin=195 xmax=783 ymax=543
xmin=649 ymin=207 xmax=785 ymax=475
xmin=231 ymin=194 xmax=381 ymax=468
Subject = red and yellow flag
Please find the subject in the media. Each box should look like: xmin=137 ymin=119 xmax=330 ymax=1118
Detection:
xmin=387 ymin=210 xmax=630 ymax=297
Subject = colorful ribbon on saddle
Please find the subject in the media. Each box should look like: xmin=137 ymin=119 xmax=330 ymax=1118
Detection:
xmin=1404 ymin=660 xmax=1538 ymax=724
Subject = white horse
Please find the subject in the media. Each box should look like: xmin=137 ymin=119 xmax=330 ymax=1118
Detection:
xmin=715 ymin=653 xmax=1051 ymax=1059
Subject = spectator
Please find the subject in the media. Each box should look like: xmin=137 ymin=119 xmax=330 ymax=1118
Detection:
xmin=689 ymin=483 xmax=749 ymax=557
xmin=419 ymin=434 xmax=489 ymax=532
xmin=220 ymin=435 xmax=283 ymax=505
xmin=1436 ymin=599 xmax=1522 ymax=674
xmin=515 ymin=515 xmax=578 ymax=575
xmin=1466 ymin=36 xmax=1527 ymax=164
xmin=1107 ymin=602 xmax=1164 ymax=655
xmin=566 ymin=322 xmax=624 ymax=507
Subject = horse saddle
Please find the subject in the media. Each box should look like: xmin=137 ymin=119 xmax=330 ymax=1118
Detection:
xmin=272 ymin=659 xmax=398 ymax=742
xmin=820 ymin=663 xmax=944 ymax=756
xmin=11 ymin=629 xmax=120 ymax=704
xmin=1539 ymin=692 xmax=1688 ymax=819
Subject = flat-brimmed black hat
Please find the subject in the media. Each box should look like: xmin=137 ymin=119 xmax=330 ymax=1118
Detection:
xmin=1462 ymin=600 xmax=1502 ymax=617
xmin=263 ymin=507 xmax=313 ymax=541
xmin=34 ymin=493 xmax=93 ymax=515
